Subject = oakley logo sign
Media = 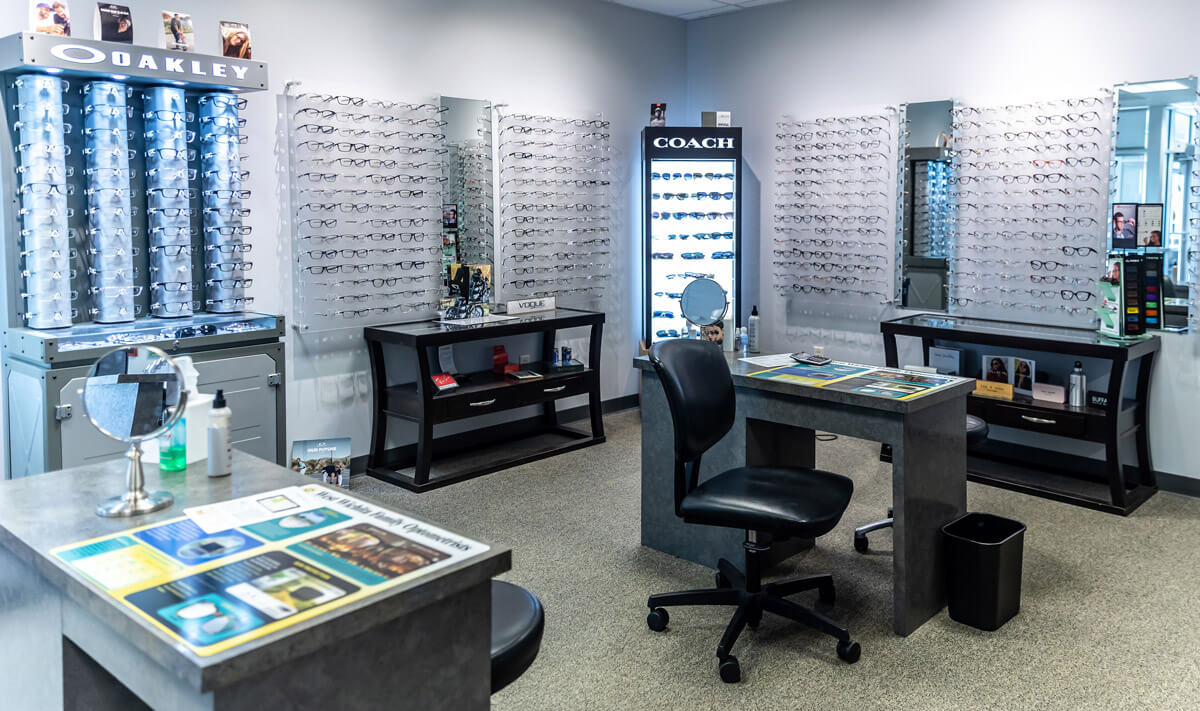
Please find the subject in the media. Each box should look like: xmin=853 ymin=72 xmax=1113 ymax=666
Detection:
xmin=652 ymin=136 xmax=735 ymax=150
xmin=47 ymin=43 xmax=250 ymax=80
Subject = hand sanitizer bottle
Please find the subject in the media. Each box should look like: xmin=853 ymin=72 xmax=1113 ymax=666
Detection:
xmin=206 ymin=389 xmax=233 ymax=478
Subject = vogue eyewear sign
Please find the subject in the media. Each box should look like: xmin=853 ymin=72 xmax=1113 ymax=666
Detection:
xmin=6 ymin=32 xmax=267 ymax=91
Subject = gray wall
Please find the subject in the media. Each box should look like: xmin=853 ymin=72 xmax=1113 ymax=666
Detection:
xmin=0 ymin=0 xmax=688 ymax=464
xmin=684 ymin=0 xmax=1200 ymax=481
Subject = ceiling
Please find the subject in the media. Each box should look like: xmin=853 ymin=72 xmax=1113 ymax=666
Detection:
xmin=603 ymin=0 xmax=791 ymax=21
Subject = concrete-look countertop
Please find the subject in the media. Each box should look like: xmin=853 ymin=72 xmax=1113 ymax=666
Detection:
xmin=634 ymin=349 xmax=976 ymax=414
xmin=0 ymin=450 xmax=511 ymax=693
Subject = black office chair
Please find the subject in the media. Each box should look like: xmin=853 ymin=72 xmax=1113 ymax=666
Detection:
xmin=491 ymin=580 xmax=544 ymax=693
xmin=645 ymin=339 xmax=860 ymax=683
xmin=853 ymin=414 xmax=989 ymax=553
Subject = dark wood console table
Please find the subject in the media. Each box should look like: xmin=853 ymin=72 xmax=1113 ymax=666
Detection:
xmin=364 ymin=308 xmax=605 ymax=492
xmin=881 ymin=314 xmax=1159 ymax=515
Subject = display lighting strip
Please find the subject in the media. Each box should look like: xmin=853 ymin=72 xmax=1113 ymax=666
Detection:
xmin=771 ymin=108 xmax=899 ymax=305
xmin=948 ymin=92 xmax=1113 ymax=328
xmin=145 ymin=86 xmax=195 ymax=318
xmin=200 ymin=93 xmax=252 ymax=314
xmin=495 ymin=108 xmax=613 ymax=304
xmin=15 ymin=74 xmax=75 ymax=329
xmin=82 ymin=80 xmax=137 ymax=323
xmin=1190 ymin=111 xmax=1200 ymax=333
xmin=285 ymin=88 xmax=446 ymax=332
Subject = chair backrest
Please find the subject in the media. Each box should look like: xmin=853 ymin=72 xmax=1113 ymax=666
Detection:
xmin=648 ymin=338 xmax=736 ymax=463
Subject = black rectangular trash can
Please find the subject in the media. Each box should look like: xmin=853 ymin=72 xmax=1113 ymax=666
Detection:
xmin=942 ymin=512 xmax=1026 ymax=631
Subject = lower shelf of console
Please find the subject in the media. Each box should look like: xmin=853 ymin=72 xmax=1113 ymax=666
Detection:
xmin=366 ymin=420 xmax=603 ymax=492
xmin=967 ymin=440 xmax=1156 ymax=515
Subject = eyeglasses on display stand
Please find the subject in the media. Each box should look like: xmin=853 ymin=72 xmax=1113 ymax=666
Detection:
xmin=0 ymin=32 xmax=285 ymax=480
xmin=642 ymin=127 xmax=742 ymax=345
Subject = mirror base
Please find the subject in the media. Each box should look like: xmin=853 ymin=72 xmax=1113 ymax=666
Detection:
xmin=96 ymin=490 xmax=174 ymax=518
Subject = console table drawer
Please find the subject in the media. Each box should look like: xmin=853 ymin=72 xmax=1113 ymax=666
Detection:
xmin=989 ymin=403 xmax=1086 ymax=437
xmin=434 ymin=374 xmax=589 ymax=421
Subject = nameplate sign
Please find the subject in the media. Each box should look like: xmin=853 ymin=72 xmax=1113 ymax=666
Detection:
xmin=1033 ymin=383 xmax=1065 ymax=404
xmin=2 ymin=32 xmax=267 ymax=92
xmin=975 ymin=379 xmax=1014 ymax=400
xmin=506 ymin=296 xmax=555 ymax=315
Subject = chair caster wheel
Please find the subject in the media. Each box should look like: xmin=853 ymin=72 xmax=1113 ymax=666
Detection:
xmin=647 ymin=607 xmax=669 ymax=632
xmin=718 ymin=655 xmax=741 ymax=683
xmin=853 ymin=534 xmax=869 ymax=553
xmin=715 ymin=571 xmax=731 ymax=589
xmin=836 ymin=639 xmax=861 ymax=664
xmin=746 ymin=607 xmax=761 ymax=629
xmin=819 ymin=584 xmax=836 ymax=604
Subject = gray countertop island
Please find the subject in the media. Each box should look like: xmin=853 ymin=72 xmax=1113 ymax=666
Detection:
xmin=0 ymin=450 xmax=510 ymax=710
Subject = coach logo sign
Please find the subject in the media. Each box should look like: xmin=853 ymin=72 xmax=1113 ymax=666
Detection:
xmin=48 ymin=43 xmax=250 ymax=79
xmin=651 ymin=136 xmax=735 ymax=150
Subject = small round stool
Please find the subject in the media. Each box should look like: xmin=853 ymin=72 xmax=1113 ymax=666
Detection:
xmin=491 ymin=580 xmax=544 ymax=693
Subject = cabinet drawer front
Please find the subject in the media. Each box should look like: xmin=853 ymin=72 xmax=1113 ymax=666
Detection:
xmin=991 ymin=403 xmax=1085 ymax=437
xmin=433 ymin=374 xmax=589 ymax=422
xmin=517 ymin=375 xmax=589 ymax=404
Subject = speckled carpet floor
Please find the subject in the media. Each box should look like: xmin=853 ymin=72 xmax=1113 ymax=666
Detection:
xmin=354 ymin=410 xmax=1200 ymax=710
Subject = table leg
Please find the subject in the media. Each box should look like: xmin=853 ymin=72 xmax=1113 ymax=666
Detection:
xmin=892 ymin=395 xmax=966 ymax=636
xmin=414 ymin=417 xmax=434 ymax=487
xmin=588 ymin=321 xmax=605 ymax=439
xmin=1105 ymin=358 xmax=1129 ymax=508
xmin=366 ymin=340 xmax=388 ymax=469
xmin=1134 ymin=351 xmax=1156 ymax=487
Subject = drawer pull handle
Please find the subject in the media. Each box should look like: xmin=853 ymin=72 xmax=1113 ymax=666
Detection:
xmin=1020 ymin=415 xmax=1056 ymax=425
xmin=543 ymin=385 xmax=567 ymax=393
xmin=469 ymin=399 xmax=496 ymax=407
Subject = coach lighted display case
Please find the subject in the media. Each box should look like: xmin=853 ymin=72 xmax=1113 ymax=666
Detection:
xmin=642 ymin=127 xmax=743 ymax=345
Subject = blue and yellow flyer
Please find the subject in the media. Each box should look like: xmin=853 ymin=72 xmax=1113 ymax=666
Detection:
xmin=52 ymin=485 xmax=487 ymax=656
xmin=748 ymin=361 xmax=966 ymax=400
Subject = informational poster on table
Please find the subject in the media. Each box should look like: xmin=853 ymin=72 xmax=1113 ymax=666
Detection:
xmin=748 ymin=362 xmax=967 ymax=400
xmin=52 ymin=485 xmax=488 ymax=656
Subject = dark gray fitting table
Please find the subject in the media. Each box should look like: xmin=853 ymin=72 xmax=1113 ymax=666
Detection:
xmin=0 ymin=451 xmax=510 ymax=711
xmin=636 ymin=351 xmax=975 ymax=636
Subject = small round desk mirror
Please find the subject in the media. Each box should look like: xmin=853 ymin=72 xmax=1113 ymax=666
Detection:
xmin=83 ymin=346 xmax=187 ymax=518
xmin=680 ymin=277 xmax=729 ymax=328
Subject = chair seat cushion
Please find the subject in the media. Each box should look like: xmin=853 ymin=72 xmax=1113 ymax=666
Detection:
xmin=680 ymin=466 xmax=854 ymax=538
xmin=491 ymin=580 xmax=544 ymax=694
xmin=966 ymin=414 xmax=989 ymax=450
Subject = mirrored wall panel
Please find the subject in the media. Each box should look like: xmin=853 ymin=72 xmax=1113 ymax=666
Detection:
xmin=1112 ymin=77 xmax=1197 ymax=325
xmin=899 ymin=100 xmax=953 ymax=311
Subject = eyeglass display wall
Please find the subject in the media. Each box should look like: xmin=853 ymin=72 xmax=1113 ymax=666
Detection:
xmin=286 ymin=90 xmax=446 ymax=332
xmin=948 ymin=93 xmax=1113 ymax=328
xmin=772 ymin=110 xmax=899 ymax=306
xmin=496 ymin=109 xmax=613 ymax=304
xmin=642 ymin=127 xmax=741 ymax=344
xmin=6 ymin=75 xmax=257 ymax=330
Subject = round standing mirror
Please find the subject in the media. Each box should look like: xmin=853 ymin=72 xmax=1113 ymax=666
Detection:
xmin=83 ymin=346 xmax=187 ymax=518
xmin=679 ymin=277 xmax=729 ymax=327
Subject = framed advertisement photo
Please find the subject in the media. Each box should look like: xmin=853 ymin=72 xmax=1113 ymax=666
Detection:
xmin=1111 ymin=203 xmax=1137 ymax=250
xmin=1136 ymin=203 xmax=1163 ymax=247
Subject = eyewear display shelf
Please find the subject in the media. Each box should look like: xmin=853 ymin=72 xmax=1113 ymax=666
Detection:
xmin=882 ymin=314 xmax=1159 ymax=515
xmin=364 ymin=308 xmax=604 ymax=492
xmin=0 ymin=35 xmax=281 ymax=478
xmin=642 ymin=127 xmax=741 ymax=345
